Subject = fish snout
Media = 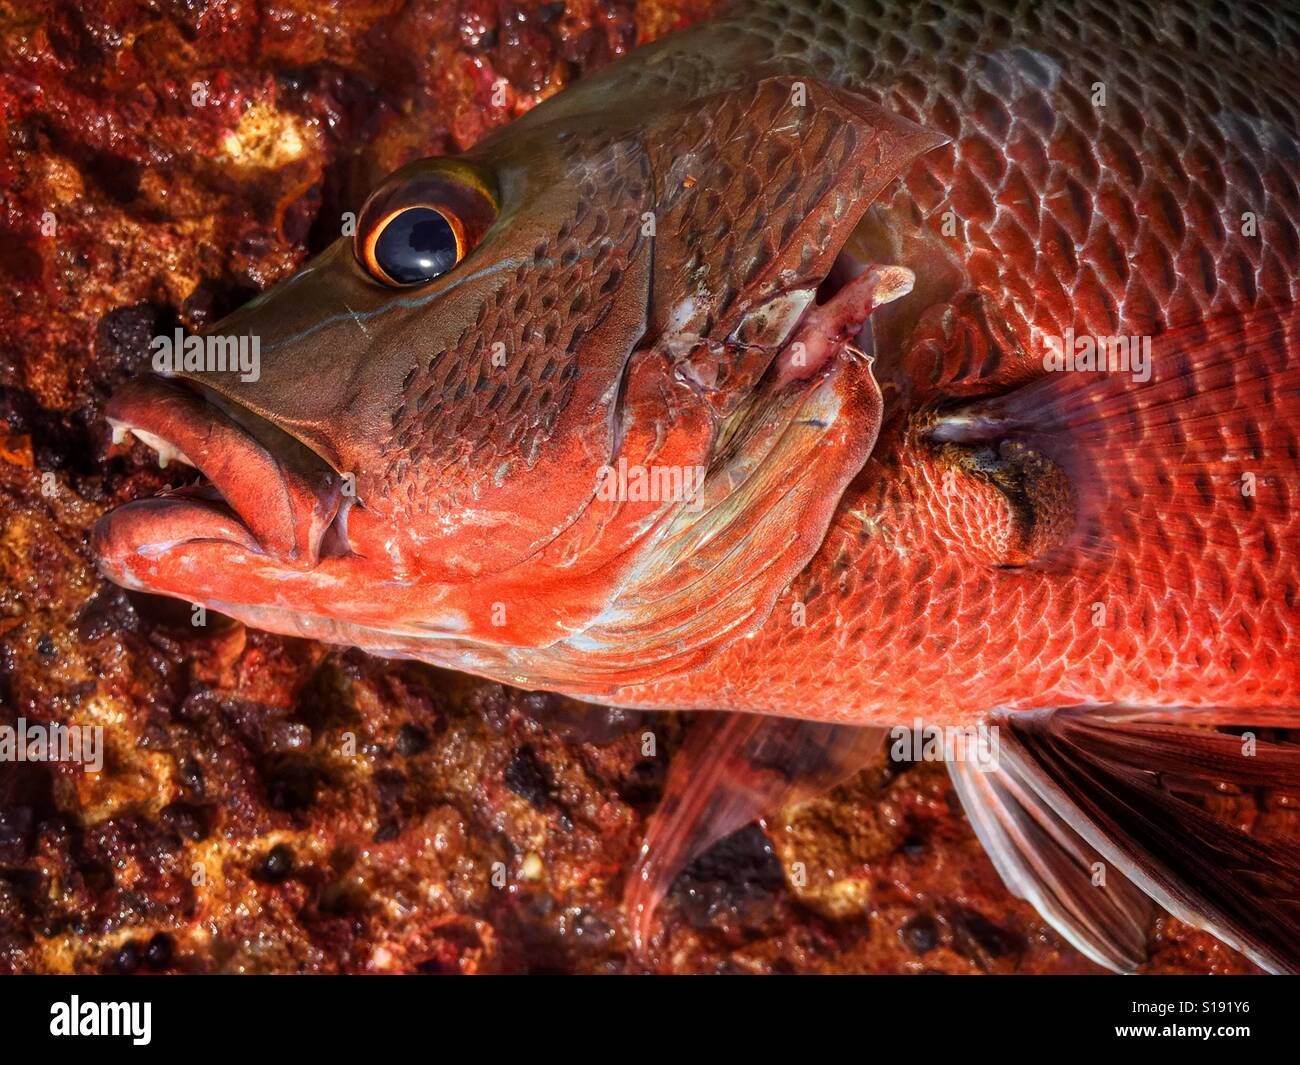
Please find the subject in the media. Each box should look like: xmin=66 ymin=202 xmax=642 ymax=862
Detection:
xmin=94 ymin=375 xmax=347 ymax=580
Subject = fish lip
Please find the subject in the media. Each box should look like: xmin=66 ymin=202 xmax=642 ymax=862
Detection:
xmin=94 ymin=374 xmax=346 ymax=570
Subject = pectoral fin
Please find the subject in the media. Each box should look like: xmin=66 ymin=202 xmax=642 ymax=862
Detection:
xmin=964 ymin=708 xmax=1300 ymax=974
xmin=948 ymin=750 xmax=1154 ymax=972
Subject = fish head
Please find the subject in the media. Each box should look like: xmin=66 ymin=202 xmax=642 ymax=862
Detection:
xmin=94 ymin=54 xmax=946 ymax=695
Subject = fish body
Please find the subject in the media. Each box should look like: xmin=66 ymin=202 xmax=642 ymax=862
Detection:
xmin=596 ymin=0 xmax=1300 ymax=723
xmin=94 ymin=0 xmax=1300 ymax=972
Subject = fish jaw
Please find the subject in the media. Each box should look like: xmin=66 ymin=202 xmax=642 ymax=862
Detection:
xmin=90 ymin=287 xmax=888 ymax=680
xmin=92 ymin=352 xmax=717 ymax=647
xmin=97 ymin=376 xmax=344 ymax=569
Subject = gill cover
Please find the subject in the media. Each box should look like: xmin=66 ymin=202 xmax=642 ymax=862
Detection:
xmin=419 ymin=76 xmax=948 ymax=694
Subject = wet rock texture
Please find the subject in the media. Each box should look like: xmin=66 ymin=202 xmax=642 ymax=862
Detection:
xmin=0 ymin=0 xmax=1260 ymax=973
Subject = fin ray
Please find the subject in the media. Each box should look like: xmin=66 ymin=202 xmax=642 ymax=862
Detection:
xmin=935 ymin=306 xmax=1300 ymax=572
xmin=989 ymin=707 xmax=1300 ymax=974
xmin=626 ymin=713 xmax=885 ymax=950
xmin=949 ymin=755 xmax=1154 ymax=971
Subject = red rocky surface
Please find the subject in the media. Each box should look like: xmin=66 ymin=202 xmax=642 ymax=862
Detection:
xmin=0 ymin=0 xmax=1261 ymax=973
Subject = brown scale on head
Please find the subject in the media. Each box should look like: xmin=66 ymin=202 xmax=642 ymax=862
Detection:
xmin=385 ymin=134 xmax=652 ymax=519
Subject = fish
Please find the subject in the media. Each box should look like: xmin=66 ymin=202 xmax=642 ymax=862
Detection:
xmin=92 ymin=0 xmax=1300 ymax=973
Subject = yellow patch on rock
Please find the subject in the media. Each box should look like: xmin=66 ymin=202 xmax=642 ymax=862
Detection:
xmin=219 ymin=102 xmax=314 ymax=169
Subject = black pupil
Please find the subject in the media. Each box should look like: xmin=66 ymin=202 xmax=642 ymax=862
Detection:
xmin=374 ymin=207 xmax=458 ymax=284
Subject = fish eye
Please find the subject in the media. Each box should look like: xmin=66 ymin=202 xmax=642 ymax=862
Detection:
xmin=355 ymin=161 xmax=498 ymax=288
xmin=364 ymin=206 xmax=464 ymax=286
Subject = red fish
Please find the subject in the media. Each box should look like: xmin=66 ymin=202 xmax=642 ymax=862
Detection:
xmin=94 ymin=0 xmax=1300 ymax=972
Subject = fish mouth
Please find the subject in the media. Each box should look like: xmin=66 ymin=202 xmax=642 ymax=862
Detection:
xmin=93 ymin=376 xmax=349 ymax=574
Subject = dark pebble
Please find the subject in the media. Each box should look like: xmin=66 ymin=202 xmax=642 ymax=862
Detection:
xmin=395 ymin=723 xmax=430 ymax=756
xmin=145 ymin=932 xmax=173 ymax=968
xmin=265 ymin=759 xmax=318 ymax=811
xmin=95 ymin=303 xmax=162 ymax=362
xmin=179 ymin=758 xmax=205 ymax=797
xmin=952 ymin=906 xmax=1023 ymax=960
xmin=259 ymin=843 xmax=294 ymax=883
xmin=900 ymin=833 xmax=926 ymax=857
xmin=901 ymin=913 xmax=940 ymax=954
xmin=111 ymin=941 xmax=141 ymax=974
xmin=504 ymin=746 xmax=550 ymax=809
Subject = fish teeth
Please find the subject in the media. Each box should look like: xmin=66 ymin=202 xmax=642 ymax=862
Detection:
xmin=109 ymin=421 xmax=196 ymax=469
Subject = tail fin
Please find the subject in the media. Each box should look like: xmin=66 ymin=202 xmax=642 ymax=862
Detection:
xmin=958 ymin=708 xmax=1300 ymax=973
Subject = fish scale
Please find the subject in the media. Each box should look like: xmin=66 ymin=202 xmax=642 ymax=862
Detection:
xmin=733 ymin=0 xmax=1300 ymax=381
xmin=90 ymin=1 xmax=1300 ymax=725
xmin=388 ymin=137 xmax=651 ymax=507
xmin=618 ymin=324 xmax=1300 ymax=721
xmin=609 ymin=0 xmax=1300 ymax=721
